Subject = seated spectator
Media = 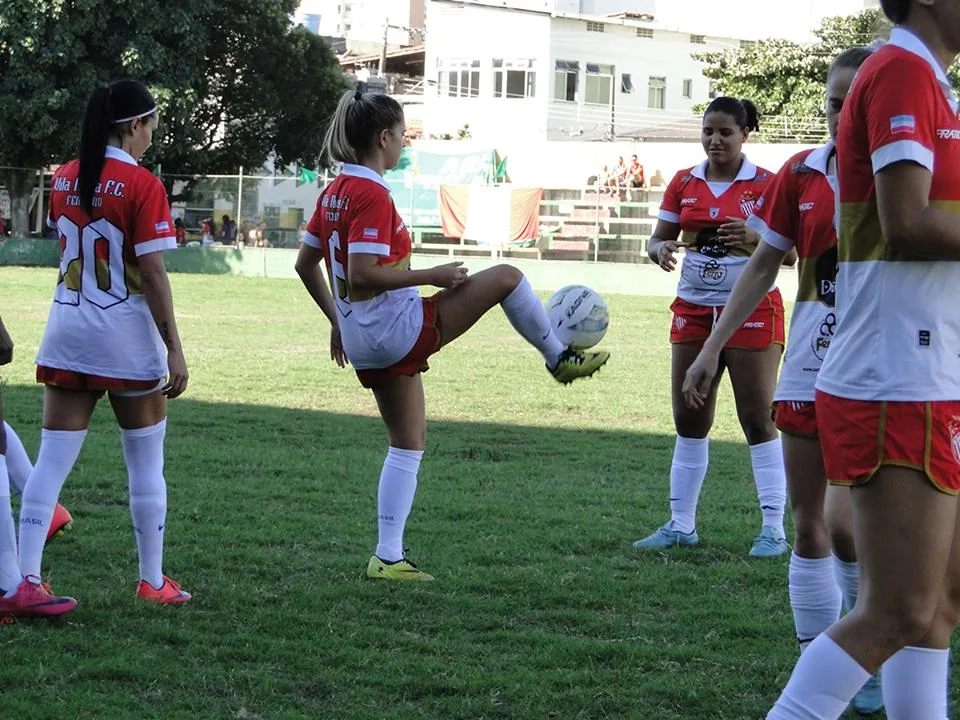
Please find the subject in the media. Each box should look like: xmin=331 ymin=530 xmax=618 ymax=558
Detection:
xmin=220 ymin=215 xmax=237 ymax=245
xmin=0 ymin=216 xmax=5 ymax=237
xmin=629 ymin=155 xmax=646 ymax=188
xmin=174 ymin=217 xmax=186 ymax=246
xmin=201 ymin=218 xmax=214 ymax=245
xmin=614 ymin=156 xmax=629 ymax=188
xmin=650 ymin=169 xmax=666 ymax=188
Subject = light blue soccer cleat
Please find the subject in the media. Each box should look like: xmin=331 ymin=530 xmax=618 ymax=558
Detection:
xmin=633 ymin=522 xmax=699 ymax=550
xmin=748 ymin=525 xmax=788 ymax=558
xmin=850 ymin=672 xmax=883 ymax=716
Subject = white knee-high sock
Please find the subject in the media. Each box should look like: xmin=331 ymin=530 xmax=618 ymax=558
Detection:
xmin=669 ymin=435 xmax=708 ymax=534
xmin=500 ymin=276 xmax=565 ymax=367
xmin=19 ymin=429 xmax=87 ymax=581
xmin=767 ymin=634 xmax=871 ymax=719
xmin=376 ymin=447 xmax=423 ymax=563
xmin=750 ymin=438 xmax=786 ymax=535
xmin=882 ymin=646 xmax=949 ymax=719
xmin=833 ymin=557 xmax=860 ymax=614
xmin=0 ymin=455 xmax=21 ymax=596
xmin=122 ymin=420 xmax=168 ymax=589
xmin=3 ymin=421 xmax=33 ymax=495
xmin=788 ymin=553 xmax=842 ymax=652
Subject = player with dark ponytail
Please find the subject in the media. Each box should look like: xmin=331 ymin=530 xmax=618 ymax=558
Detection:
xmin=635 ymin=97 xmax=786 ymax=558
xmin=1 ymin=80 xmax=191 ymax=618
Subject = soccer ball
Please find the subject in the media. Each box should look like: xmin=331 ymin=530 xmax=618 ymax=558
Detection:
xmin=546 ymin=285 xmax=609 ymax=349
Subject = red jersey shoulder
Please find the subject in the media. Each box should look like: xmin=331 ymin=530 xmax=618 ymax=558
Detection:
xmin=672 ymin=167 xmax=698 ymax=190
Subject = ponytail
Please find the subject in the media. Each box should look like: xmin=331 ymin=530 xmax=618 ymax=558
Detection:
xmin=77 ymin=79 xmax=157 ymax=215
xmin=78 ymin=87 xmax=114 ymax=215
xmin=879 ymin=0 xmax=910 ymax=24
xmin=323 ymin=83 xmax=405 ymax=165
xmin=704 ymin=96 xmax=761 ymax=133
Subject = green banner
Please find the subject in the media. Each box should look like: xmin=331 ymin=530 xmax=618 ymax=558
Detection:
xmin=385 ymin=148 xmax=495 ymax=228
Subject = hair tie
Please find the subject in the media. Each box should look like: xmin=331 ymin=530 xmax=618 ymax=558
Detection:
xmin=354 ymin=87 xmax=363 ymax=101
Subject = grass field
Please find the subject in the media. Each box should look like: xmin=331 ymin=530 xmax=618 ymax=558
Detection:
xmin=0 ymin=265 xmax=953 ymax=719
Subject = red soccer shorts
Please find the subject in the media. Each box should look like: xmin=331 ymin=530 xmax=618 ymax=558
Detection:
xmin=773 ymin=400 xmax=818 ymax=438
xmin=356 ymin=296 xmax=443 ymax=389
xmin=37 ymin=366 xmax=161 ymax=394
xmin=670 ymin=288 xmax=785 ymax=350
xmin=816 ymin=390 xmax=960 ymax=495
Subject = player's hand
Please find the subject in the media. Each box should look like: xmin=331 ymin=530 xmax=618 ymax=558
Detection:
xmin=717 ymin=217 xmax=759 ymax=247
xmin=682 ymin=347 xmax=721 ymax=409
xmin=330 ymin=324 xmax=348 ymax=368
xmin=0 ymin=318 xmax=12 ymax=366
xmin=163 ymin=349 xmax=189 ymax=399
xmin=655 ymin=240 xmax=684 ymax=272
xmin=432 ymin=261 xmax=468 ymax=289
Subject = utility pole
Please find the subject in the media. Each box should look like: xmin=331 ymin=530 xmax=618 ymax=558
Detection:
xmin=379 ymin=23 xmax=389 ymax=78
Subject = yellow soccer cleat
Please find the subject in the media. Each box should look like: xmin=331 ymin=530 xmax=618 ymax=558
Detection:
xmin=366 ymin=555 xmax=434 ymax=581
xmin=549 ymin=348 xmax=610 ymax=385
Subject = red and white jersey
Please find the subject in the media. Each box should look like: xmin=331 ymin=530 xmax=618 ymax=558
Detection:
xmin=303 ymin=164 xmax=421 ymax=370
xmin=659 ymin=157 xmax=774 ymax=306
xmin=818 ymin=28 xmax=960 ymax=402
xmin=38 ymin=146 xmax=176 ymax=381
xmin=748 ymin=143 xmax=838 ymax=402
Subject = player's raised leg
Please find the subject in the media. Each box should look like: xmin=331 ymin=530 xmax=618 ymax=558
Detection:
xmin=634 ymin=343 xmax=723 ymax=550
xmin=433 ymin=265 xmax=609 ymax=384
xmin=109 ymin=390 xmax=190 ymax=604
xmin=366 ymin=373 xmax=432 ymax=581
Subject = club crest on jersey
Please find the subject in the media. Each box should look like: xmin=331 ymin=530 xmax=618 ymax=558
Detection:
xmin=890 ymin=115 xmax=915 ymax=135
xmin=709 ymin=207 xmax=720 ymax=219
xmin=950 ymin=417 xmax=960 ymax=466
xmin=739 ymin=191 xmax=757 ymax=217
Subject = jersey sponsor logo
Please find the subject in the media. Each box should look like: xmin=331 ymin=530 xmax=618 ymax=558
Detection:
xmin=155 ymin=221 xmax=170 ymax=233
xmin=709 ymin=207 xmax=720 ymax=219
xmin=815 ymin=246 xmax=838 ymax=308
xmin=694 ymin=227 xmax=728 ymax=259
xmin=937 ymin=128 xmax=960 ymax=140
xmin=950 ymin=417 xmax=960 ymax=466
xmin=811 ymin=311 xmax=836 ymax=361
xmin=890 ymin=114 xmax=916 ymax=134
xmin=742 ymin=321 xmax=765 ymax=329
xmin=699 ymin=258 xmax=727 ymax=286
xmin=798 ymin=202 xmax=815 ymax=212
xmin=362 ymin=227 xmax=379 ymax=240
xmin=681 ymin=197 xmax=698 ymax=206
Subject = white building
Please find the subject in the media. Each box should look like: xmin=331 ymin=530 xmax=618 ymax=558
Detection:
xmin=424 ymin=0 xmax=749 ymax=143
xmin=296 ymin=0 xmax=425 ymax=51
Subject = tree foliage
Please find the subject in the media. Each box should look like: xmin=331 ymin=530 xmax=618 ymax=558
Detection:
xmin=695 ymin=9 xmax=897 ymax=141
xmin=0 ymin=0 xmax=345 ymax=232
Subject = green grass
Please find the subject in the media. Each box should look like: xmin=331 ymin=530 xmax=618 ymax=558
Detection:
xmin=0 ymin=266 xmax=950 ymax=719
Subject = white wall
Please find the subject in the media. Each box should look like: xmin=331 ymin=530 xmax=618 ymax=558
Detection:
xmin=424 ymin=1 xmax=552 ymax=141
xmin=412 ymin=139 xmax=817 ymax=190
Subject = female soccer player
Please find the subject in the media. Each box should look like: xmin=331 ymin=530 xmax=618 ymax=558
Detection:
xmin=7 ymin=80 xmax=191 ymax=616
xmin=765 ymin=2 xmax=960 ymax=717
xmin=633 ymin=97 xmax=787 ymax=557
xmin=682 ymin=48 xmax=883 ymax=715
xmin=295 ymin=87 xmax=609 ymax=581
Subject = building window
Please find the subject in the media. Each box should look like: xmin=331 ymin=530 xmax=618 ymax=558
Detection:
xmin=648 ymin=75 xmax=666 ymax=109
xmin=553 ymin=60 xmax=579 ymax=102
xmin=437 ymin=59 xmax=481 ymax=98
xmin=636 ymin=27 xmax=653 ymax=39
xmin=586 ymin=21 xmax=604 ymax=32
xmin=494 ymin=59 xmax=536 ymax=99
xmin=740 ymin=39 xmax=756 ymax=49
xmin=682 ymin=78 xmax=693 ymax=99
xmin=344 ymin=23 xmax=351 ymax=32
xmin=690 ymin=34 xmax=706 ymax=44
xmin=621 ymin=73 xmax=634 ymax=94
xmin=585 ymin=63 xmax=614 ymax=106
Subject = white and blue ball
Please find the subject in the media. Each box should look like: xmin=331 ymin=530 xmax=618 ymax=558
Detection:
xmin=546 ymin=285 xmax=609 ymax=349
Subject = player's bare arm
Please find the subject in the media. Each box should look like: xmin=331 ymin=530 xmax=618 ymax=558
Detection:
xmin=348 ymin=252 xmax=467 ymax=291
xmin=138 ymin=251 xmax=188 ymax=398
xmin=876 ymin=161 xmax=960 ymax=260
xmin=0 ymin=313 xmax=12 ymax=366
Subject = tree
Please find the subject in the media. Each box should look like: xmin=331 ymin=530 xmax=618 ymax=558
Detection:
xmin=695 ymin=9 xmax=892 ymax=142
xmin=0 ymin=0 xmax=344 ymax=235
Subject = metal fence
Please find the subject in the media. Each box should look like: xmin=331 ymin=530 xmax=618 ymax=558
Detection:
xmin=1 ymin=166 xmax=658 ymax=264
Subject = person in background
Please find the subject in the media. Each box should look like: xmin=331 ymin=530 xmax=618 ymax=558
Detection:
xmin=629 ymin=155 xmax=646 ymax=189
xmin=614 ymin=156 xmax=629 ymax=188
xmin=634 ymin=97 xmax=788 ymax=558
xmin=650 ymin=169 xmax=666 ymax=188
xmin=219 ymin=215 xmax=236 ymax=245
xmin=174 ymin=217 xmax=186 ymax=246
